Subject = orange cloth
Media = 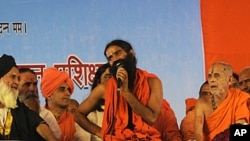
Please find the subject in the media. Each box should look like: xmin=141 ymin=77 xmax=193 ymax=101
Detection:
xmin=57 ymin=111 xmax=76 ymax=141
xmin=102 ymin=68 xmax=161 ymax=141
xmin=185 ymin=98 xmax=197 ymax=114
xmin=203 ymin=88 xmax=250 ymax=141
xmin=180 ymin=110 xmax=195 ymax=141
xmin=201 ymin=0 xmax=250 ymax=75
xmin=153 ymin=99 xmax=182 ymax=141
xmin=40 ymin=67 xmax=74 ymax=98
xmin=248 ymin=98 xmax=250 ymax=121
xmin=162 ymin=99 xmax=171 ymax=111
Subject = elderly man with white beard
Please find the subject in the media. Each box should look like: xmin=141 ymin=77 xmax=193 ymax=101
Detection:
xmin=0 ymin=54 xmax=57 ymax=141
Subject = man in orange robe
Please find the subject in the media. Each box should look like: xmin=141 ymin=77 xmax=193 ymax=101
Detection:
xmin=75 ymin=39 xmax=163 ymax=141
xmin=180 ymin=98 xmax=196 ymax=141
xmin=180 ymin=81 xmax=211 ymax=141
xmin=194 ymin=62 xmax=250 ymax=141
xmin=40 ymin=67 xmax=87 ymax=141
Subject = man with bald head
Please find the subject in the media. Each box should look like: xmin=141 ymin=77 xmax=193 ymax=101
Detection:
xmin=194 ymin=62 xmax=250 ymax=141
xmin=239 ymin=67 xmax=250 ymax=94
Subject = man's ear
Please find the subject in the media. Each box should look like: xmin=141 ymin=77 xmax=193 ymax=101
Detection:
xmin=228 ymin=76 xmax=234 ymax=84
xmin=47 ymin=95 xmax=52 ymax=100
xmin=129 ymin=49 xmax=135 ymax=57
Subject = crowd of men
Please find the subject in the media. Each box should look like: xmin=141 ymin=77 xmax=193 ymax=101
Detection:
xmin=0 ymin=39 xmax=249 ymax=141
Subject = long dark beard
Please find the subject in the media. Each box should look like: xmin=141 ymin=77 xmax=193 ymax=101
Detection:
xmin=19 ymin=91 xmax=39 ymax=102
xmin=110 ymin=55 xmax=136 ymax=91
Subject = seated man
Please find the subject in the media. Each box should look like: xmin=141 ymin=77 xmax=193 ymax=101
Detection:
xmin=75 ymin=39 xmax=163 ymax=140
xmin=180 ymin=97 xmax=197 ymax=141
xmin=18 ymin=67 xmax=40 ymax=113
xmin=40 ymin=67 xmax=88 ymax=140
xmin=18 ymin=67 xmax=62 ymax=139
xmin=86 ymin=63 xmax=111 ymax=141
xmin=194 ymin=62 xmax=250 ymax=141
xmin=0 ymin=54 xmax=56 ymax=140
xmin=180 ymin=81 xmax=210 ymax=141
xmin=67 ymin=98 xmax=91 ymax=141
xmin=239 ymin=67 xmax=250 ymax=94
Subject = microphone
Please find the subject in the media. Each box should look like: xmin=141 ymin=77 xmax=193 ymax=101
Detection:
xmin=117 ymin=78 xmax=122 ymax=91
xmin=116 ymin=62 xmax=124 ymax=91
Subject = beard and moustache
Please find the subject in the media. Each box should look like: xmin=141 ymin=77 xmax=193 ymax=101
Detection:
xmin=0 ymin=79 xmax=18 ymax=109
xmin=110 ymin=54 xmax=137 ymax=91
xmin=20 ymin=92 xmax=40 ymax=113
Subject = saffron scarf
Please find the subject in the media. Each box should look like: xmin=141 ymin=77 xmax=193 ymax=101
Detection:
xmin=58 ymin=111 xmax=76 ymax=141
xmin=204 ymin=88 xmax=250 ymax=141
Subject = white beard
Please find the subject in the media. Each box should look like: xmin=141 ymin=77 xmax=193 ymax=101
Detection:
xmin=0 ymin=80 xmax=18 ymax=109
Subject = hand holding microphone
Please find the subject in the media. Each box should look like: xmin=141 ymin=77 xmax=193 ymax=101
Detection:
xmin=110 ymin=60 xmax=128 ymax=92
xmin=116 ymin=62 xmax=124 ymax=92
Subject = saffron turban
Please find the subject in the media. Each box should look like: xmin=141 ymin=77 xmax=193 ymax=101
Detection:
xmin=40 ymin=67 xmax=74 ymax=98
xmin=0 ymin=54 xmax=17 ymax=78
xmin=185 ymin=98 xmax=197 ymax=114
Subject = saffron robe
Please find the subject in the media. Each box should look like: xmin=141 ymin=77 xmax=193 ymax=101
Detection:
xmin=203 ymin=88 xmax=250 ymax=141
xmin=153 ymin=99 xmax=182 ymax=141
xmin=180 ymin=98 xmax=197 ymax=141
xmin=102 ymin=68 xmax=161 ymax=141
xmin=180 ymin=110 xmax=195 ymax=141
xmin=57 ymin=111 xmax=76 ymax=141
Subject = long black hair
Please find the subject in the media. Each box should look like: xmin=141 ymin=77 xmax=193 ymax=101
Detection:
xmin=91 ymin=63 xmax=110 ymax=91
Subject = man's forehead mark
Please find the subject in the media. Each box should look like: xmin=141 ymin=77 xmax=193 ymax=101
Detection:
xmin=211 ymin=65 xmax=214 ymax=73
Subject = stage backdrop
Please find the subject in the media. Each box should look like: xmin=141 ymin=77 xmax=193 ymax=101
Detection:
xmin=201 ymin=0 xmax=250 ymax=74
xmin=1 ymin=0 xmax=204 ymax=126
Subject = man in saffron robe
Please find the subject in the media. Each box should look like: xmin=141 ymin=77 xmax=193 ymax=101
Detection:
xmin=0 ymin=54 xmax=57 ymax=140
xmin=40 ymin=67 xmax=88 ymax=141
xmin=180 ymin=98 xmax=197 ymax=141
xmin=75 ymin=39 xmax=163 ymax=141
xmin=194 ymin=62 xmax=250 ymax=141
xmin=180 ymin=81 xmax=210 ymax=141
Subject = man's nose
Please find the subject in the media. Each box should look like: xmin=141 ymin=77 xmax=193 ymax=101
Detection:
xmin=29 ymin=84 xmax=37 ymax=91
xmin=112 ymin=55 xmax=120 ymax=62
xmin=13 ymin=78 xmax=20 ymax=86
xmin=109 ymin=57 xmax=120 ymax=66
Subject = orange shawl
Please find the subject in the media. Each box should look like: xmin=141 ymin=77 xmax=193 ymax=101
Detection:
xmin=180 ymin=110 xmax=195 ymax=141
xmin=102 ymin=68 xmax=161 ymax=141
xmin=185 ymin=98 xmax=197 ymax=114
xmin=153 ymin=99 xmax=182 ymax=141
xmin=58 ymin=111 xmax=76 ymax=141
xmin=203 ymin=88 xmax=250 ymax=141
